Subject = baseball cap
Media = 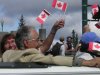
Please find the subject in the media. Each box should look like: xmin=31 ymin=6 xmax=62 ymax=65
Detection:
xmin=80 ymin=32 xmax=100 ymax=44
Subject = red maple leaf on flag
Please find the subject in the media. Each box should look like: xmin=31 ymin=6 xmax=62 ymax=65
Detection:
xmin=94 ymin=44 xmax=100 ymax=48
xmin=41 ymin=14 xmax=46 ymax=18
xmin=57 ymin=2 xmax=62 ymax=7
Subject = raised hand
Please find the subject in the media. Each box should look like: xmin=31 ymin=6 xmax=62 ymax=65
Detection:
xmin=51 ymin=19 xmax=65 ymax=34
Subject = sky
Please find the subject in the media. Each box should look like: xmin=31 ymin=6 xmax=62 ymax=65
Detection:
xmin=0 ymin=0 xmax=100 ymax=41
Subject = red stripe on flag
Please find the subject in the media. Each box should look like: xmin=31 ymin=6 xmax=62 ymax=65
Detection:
xmin=62 ymin=2 xmax=67 ymax=12
xmin=43 ymin=9 xmax=50 ymax=16
xmin=36 ymin=17 xmax=44 ymax=24
xmin=88 ymin=42 xmax=93 ymax=52
xmin=52 ymin=0 xmax=57 ymax=8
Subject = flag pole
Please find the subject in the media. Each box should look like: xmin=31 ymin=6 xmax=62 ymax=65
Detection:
xmin=64 ymin=11 xmax=66 ymax=20
xmin=63 ymin=2 xmax=67 ymax=20
xmin=61 ymin=7 xmax=67 ymax=38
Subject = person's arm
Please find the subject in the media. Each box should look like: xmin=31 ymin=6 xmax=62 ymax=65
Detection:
xmin=39 ymin=19 xmax=65 ymax=53
xmin=95 ymin=57 xmax=100 ymax=68
xmin=75 ymin=43 xmax=81 ymax=51
xmin=73 ymin=58 xmax=97 ymax=67
xmin=81 ymin=57 xmax=100 ymax=68
xmin=20 ymin=52 xmax=73 ymax=66
xmin=82 ymin=59 xmax=97 ymax=67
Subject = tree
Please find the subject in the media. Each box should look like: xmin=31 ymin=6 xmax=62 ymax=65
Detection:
xmin=19 ymin=14 xmax=25 ymax=28
xmin=72 ymin=30 xmax=76 ymax=48
xmin=1 ymin=19 xmax=4 ymax=32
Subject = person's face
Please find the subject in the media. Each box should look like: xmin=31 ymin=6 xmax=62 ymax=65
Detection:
xmin=26 ymin=29 xmax=40 ymax=49
xmin=83 ymin=25 xmax=91 ymax=33
xmin=4 ymin=37 xmax=17 ymax=50
xmin=67 ymin=38 xmax=72 ymax=43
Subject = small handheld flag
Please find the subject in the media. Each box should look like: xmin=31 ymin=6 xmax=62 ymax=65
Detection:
xmin=91 ymin=4 xmax=99 ymax=15
xmin=88 ymin=42 xmax=100 ymax=52
xmin=52 ymin=0 xmax=67 ymax=12
xmin=36 ymin=9 xmax=50 ymax=24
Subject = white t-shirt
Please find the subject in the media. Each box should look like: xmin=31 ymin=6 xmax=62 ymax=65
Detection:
xmin=58 ymin=41 xmax=67 ymax=56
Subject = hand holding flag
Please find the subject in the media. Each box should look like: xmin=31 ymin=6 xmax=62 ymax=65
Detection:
xmin=51 ymin=19 xmax=65 ymax=33
xmin=36 ymin=9 xmax=50 ymax=24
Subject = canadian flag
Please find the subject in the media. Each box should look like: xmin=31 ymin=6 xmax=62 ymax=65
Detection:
xmin=88 ymin=42 xmax=100 ymax=52
xmin=36 ymin=9 xmax=50 ymax=24
xmin=52 ymin=0 xmax=67 ymax=12
xmin=91 ymin=4 xmax=99 ymax=15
